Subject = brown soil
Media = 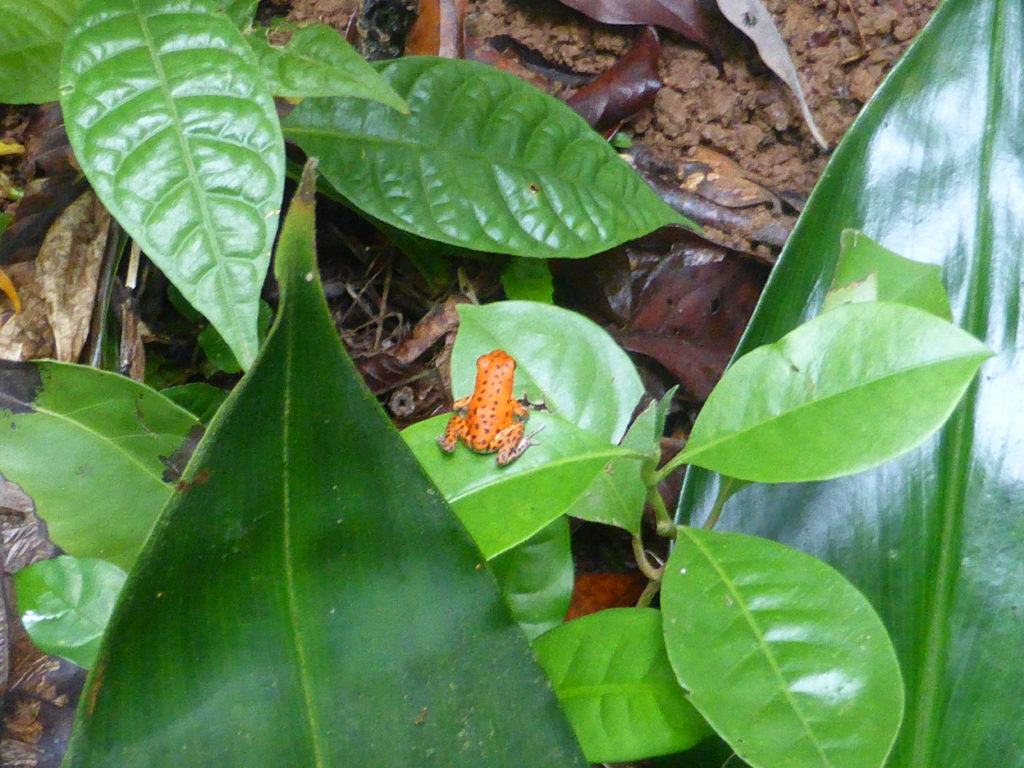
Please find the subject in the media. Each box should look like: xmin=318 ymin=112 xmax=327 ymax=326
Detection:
xmin=464 ymin=0 xmax=939 ymax=199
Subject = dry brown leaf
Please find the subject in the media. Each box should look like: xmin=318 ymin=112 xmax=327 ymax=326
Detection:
xmin=405 ymin=0 xmax=467 ymax=57
xmin=36 ymin=191 xmax=111 ymax=363
xmin=0 ymin=263 xmax=55 ymax=362
xmin=0 ymin=267 xmax=21 ymax=314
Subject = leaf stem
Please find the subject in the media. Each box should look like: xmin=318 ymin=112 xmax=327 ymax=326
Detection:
xmin=647 ymin=487 xmax=678 ymax=539
xmin=703 ymin=476 xmax=741 ymax=530
xmin=636 ymin=578 xmax=661 ymax=608
xmin=631 ymin=535 xmax=663 ymax=582
xmin=653 ymin=445 xmax=689 ymax=485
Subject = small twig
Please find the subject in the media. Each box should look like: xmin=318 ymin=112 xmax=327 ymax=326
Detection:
xmin=845 ymin=0 xmax=867 ymax=51
xmin=125 ymin=240 xmax=141 ymax=289
xmin=636 ymin=578 xmax=662 ymax=608
xmin=631 ymin=535 xmax=664 ymax=582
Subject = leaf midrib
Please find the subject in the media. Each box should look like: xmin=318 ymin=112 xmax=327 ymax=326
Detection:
xmin=683 ymin=528 xmax=836 ymax=768
xmin=683 ymin=349 xmax=987 ymax=466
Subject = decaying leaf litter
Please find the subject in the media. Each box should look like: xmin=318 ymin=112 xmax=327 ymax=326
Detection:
xmin=0 ymin=0 xmax=939 ymax=764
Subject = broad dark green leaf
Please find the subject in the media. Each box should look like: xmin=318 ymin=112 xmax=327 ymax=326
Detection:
xmin=452 ymin=301 xmax=644 ymax=443
xmin=490 ymin=518 xmax=573 ymax=640
xmin=161 ymin=382 xmax=228 ymax=425
xmin=246 ymin=23 xmax=407 ymax=111
xmin=534 ymin=608 xmax=710 ymax=763
xmin=219 ymin=0 xmax=257 ymax=30
xmin=403 ymin=411 xmax=646 ymax=558
xmin=63 ymin=163 xmax=588 ymax=768
xmin=15 ymin=556 xmax=126 ymax=669
xmin=0 ymin=0 xmax=81 ymax=103
xmin=822 ymin=230 xmax=952 ymax=319
xmin=61 ymin=0 xmax=285 ymax=369
xmin=283 ymin=57 xmax=683 ymax=258
xmin=0 ymin=361 xmax=199 ymax=570
xmin=662 ymin=528 xmax=903 ymax=768
xmin=678 ymin=2 xmax=1024 ymax=765
xmin=198 ymin=300 xmax=273 ymax=375
xmin=679 ymin=301 xmax=989 ymax=483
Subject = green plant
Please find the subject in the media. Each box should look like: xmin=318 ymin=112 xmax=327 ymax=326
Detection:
xmin=0 ymin=1 xmax=1016 ymax=767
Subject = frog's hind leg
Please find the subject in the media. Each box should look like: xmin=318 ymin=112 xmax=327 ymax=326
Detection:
xmin=494 ymin=422 xmax=528 ymax=466
xmin=438 ymin=415 xmax=466 ymax=454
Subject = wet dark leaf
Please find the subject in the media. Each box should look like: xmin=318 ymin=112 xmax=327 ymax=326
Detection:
xmin=566 ymin=27 xmax=662 ymax=133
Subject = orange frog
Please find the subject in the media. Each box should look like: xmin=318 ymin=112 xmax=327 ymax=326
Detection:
xmin=437 ymin=350 xmax=536 ymax=466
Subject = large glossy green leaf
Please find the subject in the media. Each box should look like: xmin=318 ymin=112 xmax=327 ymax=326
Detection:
xmin=63 ymin=163 xmax=588 ymax=768
xmin=404 ymin=411 xmax=646 ymax=559
xmin=0 ymin=0 xmax=81 ymax=103
xmin=15 ymin=556 xmax=126 ymax=669
xmin=490 ymin=518 xmax=573 ymax=640
xmin=677 ymin=2 xmax=1024 ymax=765
xmin=678 ymin=301 xmax=990 ymax=483
xmin=283 ymin=57 xmax=683 ymax=258
xmin=534 ymin=608 xmax=710 ymax=763
xmin=662 ymin=528 xmax=903 ymax=768
xmin=60 ymin=0 xmax=285 ymax=369
xmin=453 ymin=301 xmax=644 ymax=443
xmin=0 ymin=361 xmax=199 ymax=570
xmin=246 ymin=23 xmax=407 ymax=111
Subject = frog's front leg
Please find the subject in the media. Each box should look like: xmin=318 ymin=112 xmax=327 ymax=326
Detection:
xmin=493 ymin=422 xmax=528 ymax=466
xmin=438 ymin=414 xmax=467 ymax=454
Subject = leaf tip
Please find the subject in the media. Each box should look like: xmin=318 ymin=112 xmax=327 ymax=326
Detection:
xmin=297 ymin=157 xmax=319 ymax=204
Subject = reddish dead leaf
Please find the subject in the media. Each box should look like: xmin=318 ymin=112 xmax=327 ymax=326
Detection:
xmin=555 ymin=226 xmax=768 ymax=402
xmin=405 ymin=0 xmax=467 ymax=57
xmin=557 ymin=0 xmax=722 ymax=61
xmin=465 ymin=34 xmax=588 ymax=90
xmin=565 ymin=26 xmax=662 ymax=134
xmin=566 ymin=571 xmax=648 ymax=620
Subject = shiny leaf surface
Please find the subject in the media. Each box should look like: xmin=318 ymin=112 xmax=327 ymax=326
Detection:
xmin=246 ymin=23 xmax=407 ymax=110
xmin=0 ymin=0 xmax=81 ymax=103
xmin=63 ymin=164 xmax=588 ymax=768
xmin=662 ymin=528 xmax=903 ymax=768
xmin=823 ymin=230 xmax=952 ymax=319
xmin=452 ymin=301 xmax=644 ymax=443
xmin=15 ymin=556 xmax=126 ymax=669
xmin=535 ymin=608 xmax=710 ymax=763
xmin=678 ymin=2 xmax=1024 ymax=764
xmin=283 ymin=57 xmax=683 ymax=258
xmin=0 ymin=361 xmax=199 ymax=570
xmin=404 ymin=411 xmax=646 ymax=559
xmin=490 ymin=518 xmax=573 ymax=640
xmin=60 ymin=0 xmax=285 ymax=369
xmin=679 ymin=301 xmax=990 ymax=483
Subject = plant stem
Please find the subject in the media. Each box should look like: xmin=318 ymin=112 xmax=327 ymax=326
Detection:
xmin=653 ymin=446 xmax=689 ymax=485
xmin=631 ymin=535 xmax=663 ymax=581
xmin=703 ymin=476 xmax=741 ymax=530
xmin=648 ymin=488 xmax=678 ymax=539
xmin=636 ymin=578 xmax=661 ymax=608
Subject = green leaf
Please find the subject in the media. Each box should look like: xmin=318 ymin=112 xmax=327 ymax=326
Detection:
xmin=0 ymin=361 xmax=199 ymax=570
xmin=15 ymin=556 xmax=126 ymax=669
xmin=501 ymin=257 xmax=554 ymax=303
xmin=490 ymin=517 xmax=573 ymax=640
xmin=534 ymin=608 xmax=710 ymax=763
xmin=198 ymin=300 xmax=273 ymax=375
xmin=161 ymin=382 xmax=228 ymax=424
xmin=680 ymin=301 xmax=990 ymax=483
xmin=822 ymin=230 xmax=953 ymax=320
xmin=452 ymin=301 xmax=644 ymax=443
xmin=679 ymin=5 xmax=1024 ymax=763
xmin=283 ymin=57 xmax=684 ymax=258
xmin=662 ymin=528 xmax=903 ymax=768
xmin=246 ymin=23 xmax=407 ymax=111
xmin=60 ymin=0 xmax=285 ymax=370
xmin=403 ymin=411 xmax=646 ymax=559
xmin=0 ymin=211 xmax=11 ymax=235
xmin=62 ymin=162 xmax=588 ymax=768
xmin=0 ymin=0 xmax=82 ymax=103
xmin=219 ymin=0 xmax=257 ymax=30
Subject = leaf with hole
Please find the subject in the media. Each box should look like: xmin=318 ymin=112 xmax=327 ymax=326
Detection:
xmin=284 ymin=57 xmax=684 ymax=258
xmin=680 ymin=301 xmax=990 ymax=483
xmin=60 ymin=0 xmax=285 ymax=369
xmin=61 ymin=163 xmax=588 ymax=768
xmin=534 ymin=607 xmax=710 ymax=763
xmin=246 ymin=23 xmax=408 ymax=111
xmin=0 ymin=361 xmax=199 ymax=570
xmin=490 ymin=517 xmax=573 ymax=640
xmin=15 ymin=556 xmax=126 ymax=669
xmin=0 ymin=0 xmax=82 ymax=103
xmin=662 ymin=528 xmax=903 ymax=768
